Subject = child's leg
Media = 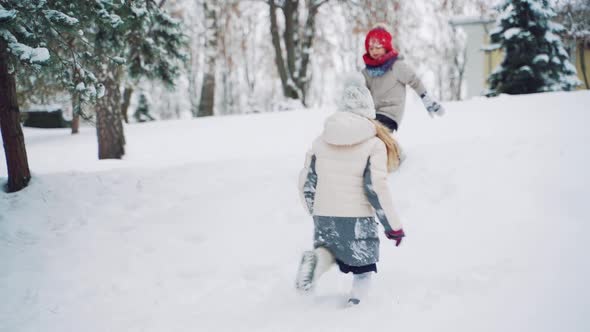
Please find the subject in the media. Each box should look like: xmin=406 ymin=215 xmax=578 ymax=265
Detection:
xmin=313 ymin=247 xmax=335 ymax=280
xmin=348 ymin=272 xmax=373 ymax=305
xmin=295 ymin=247 xmax=334 ymax=292
xmin=295 ymin=251 xmax=316 ymax=292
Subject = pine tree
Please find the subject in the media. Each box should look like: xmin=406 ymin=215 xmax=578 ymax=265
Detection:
xmin=68 ymin=0 xmax=186 ymax=159
xmin=487 ymin=0 xmax=580 ymax=96
xmin=0 ymin=0 xmax=185 ymax=191
xmin=0 ymin=0 xmax=102 ymax=192
xmin=122 ymin=1 xmax=186 ymax=122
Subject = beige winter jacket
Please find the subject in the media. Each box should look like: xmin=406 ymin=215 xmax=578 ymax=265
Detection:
xmin=362 ymin=60 xmax=427 ymax=126
xmin=298 ymin=112 xmax=402 ymax=232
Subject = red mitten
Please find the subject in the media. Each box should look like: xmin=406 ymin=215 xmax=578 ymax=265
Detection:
xmin=385 ymin=229 xmax=405 ymax=247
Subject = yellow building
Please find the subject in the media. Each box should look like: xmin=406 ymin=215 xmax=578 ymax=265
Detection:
xmin=482 ymin=48 xmax=502 ymax=85
xmin=573 ymin=40 xmax=590 ymax=89
xmin=483 ymin=40 xmax=590 ymax=90
xmin=449 ymin=17 xmax=496 ymax=97
xmin=451 ymin=16 xmax=590 ymax=96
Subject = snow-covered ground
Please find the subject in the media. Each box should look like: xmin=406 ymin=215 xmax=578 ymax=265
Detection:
xmin=1 ymin=91 xmax=589 ymax=332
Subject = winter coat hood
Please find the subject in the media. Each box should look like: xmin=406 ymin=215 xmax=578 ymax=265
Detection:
xmin=322 ymin=112 xmax=376 ymax=146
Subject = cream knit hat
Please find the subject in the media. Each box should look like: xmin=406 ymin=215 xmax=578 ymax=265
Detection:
xmin=337 ymin=72 xmax=376 ymax=119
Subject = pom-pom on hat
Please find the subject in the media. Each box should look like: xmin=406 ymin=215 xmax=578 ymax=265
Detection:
xmin=337 ymin=72 xmax=376 ymax=119
xmin=364 ymin=23 xmax=393 ymax=53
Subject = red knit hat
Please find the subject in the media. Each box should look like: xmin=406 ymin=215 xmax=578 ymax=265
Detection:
xmin=364 ymin=27 xmax=393 ymax=53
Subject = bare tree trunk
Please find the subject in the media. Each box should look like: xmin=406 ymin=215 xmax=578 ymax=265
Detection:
xmin=454 ymin=47 xmax=467 ymax=100
xmin=268 ymin=0 xmax=327 ymax=104
xmin=95 ymin=66 xmax=125 ymax=159
xmin=197 ymin=1 xmax=218 ymax=117
xmin=284 ymin=0 xmax=299 ymax=81
xmin=121 ymin=86 xmax=134 ymax=123
xmin=188 ymin=46 xmax=199 ymax=117
xmin=71 ymin=90 xmax=81 ymax=134
xmin=269 ymin=0 xmax=298 ymax=99
xmin=71 ymin=114 xmax=80 ymax=134
xmin=66 ymin=36 xmax=82 ymax=135
xmin=580 ymin=44 xmax=589 ymax=89
xmin=198 ymin=72 xmax=215 ymax=117
xmin=0 ymin=40 xmax=31 ymax=192
xmin=297 ymin=1 xmax=323 ymax=105
xmin=242 ymin=12 xmax=258 ymax=111
xmin=218 ymin=3 xmax=232 ymax=115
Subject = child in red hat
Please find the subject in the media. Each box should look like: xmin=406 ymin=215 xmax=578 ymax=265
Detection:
xmin=362 ymin=23 xmax=444 ymax=132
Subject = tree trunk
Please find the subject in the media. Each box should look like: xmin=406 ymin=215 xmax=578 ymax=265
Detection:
xmin=283 ymin=0 xmax=299 ymax=80
xmin=269 ymin=0 xmax=300 ymax=100
xmin=197 ymin=1 xmax=218 ymax=117
xmin=268 ymin=0 xmax=325 ymax=104
xmin=198 ymin=73 xmax=215 ymax=117
xmin=188 ymin=47 xmax=199 ymax=117
xmin=454 ymin=47 xmax=467 ymax=100
xmin=0 ymin=40 xmax=31 ymax=192
xmin=71 ymin=113 xmax=80 ymax=134
xmin=297 ymin=2 xmax=322 ymax=105
xmin=121 ymin=86 xmax=134 ymax=123
xmin=580 ymin=44 xmax=589 ymax=89
xmin=95 ymin=66 xmax=125 ymax=159
xmin=71 ymin=92 xmax=80 ymax=134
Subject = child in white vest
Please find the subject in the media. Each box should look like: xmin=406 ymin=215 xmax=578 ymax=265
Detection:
xmin=296 ymin=74 xmax=404 ymax=306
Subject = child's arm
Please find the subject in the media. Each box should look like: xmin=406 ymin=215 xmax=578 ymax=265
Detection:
xmin=396 ymin=61 xmax=427 ymax=97
xmin=298 ymin=151 xmax=317 ymax=215
xmin=421 ymin=92 xmax=445 ymax=117
xmin=362 ymin=141 xmax=403 ymax=233
xmin=397 ymin=61 xmax=445 ymax=117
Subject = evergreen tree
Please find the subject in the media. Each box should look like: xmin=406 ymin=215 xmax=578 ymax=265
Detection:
xmin=0 ymin=0 xmax=102 ymax=192
xmin=0 ymin=0 xmax=185 ymax=191
xmin=487 ymin=0 xmax=580 ymax=96
xmin=86 ymin=0 xmax=185 ymax=159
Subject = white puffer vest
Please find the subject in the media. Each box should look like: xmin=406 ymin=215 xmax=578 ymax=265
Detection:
xmin=298 ymin=112 xmax=402 ymax=231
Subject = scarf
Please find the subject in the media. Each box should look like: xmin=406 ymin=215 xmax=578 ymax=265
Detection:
xmin=363 ymin=50 xmax=398 ymax=77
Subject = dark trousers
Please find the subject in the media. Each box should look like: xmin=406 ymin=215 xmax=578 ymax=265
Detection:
xmin=376 ymin=113 xmax=398 ymax=132
xmin=336 ymin=259 xmax=377 ymax=274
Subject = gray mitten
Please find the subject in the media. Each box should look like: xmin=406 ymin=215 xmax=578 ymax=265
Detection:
xmin=421 ymin=93 xmax=445 ymax=117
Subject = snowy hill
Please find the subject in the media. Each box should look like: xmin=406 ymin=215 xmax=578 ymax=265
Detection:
xmin=1 ymin=91 xmax=590 ymax=332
